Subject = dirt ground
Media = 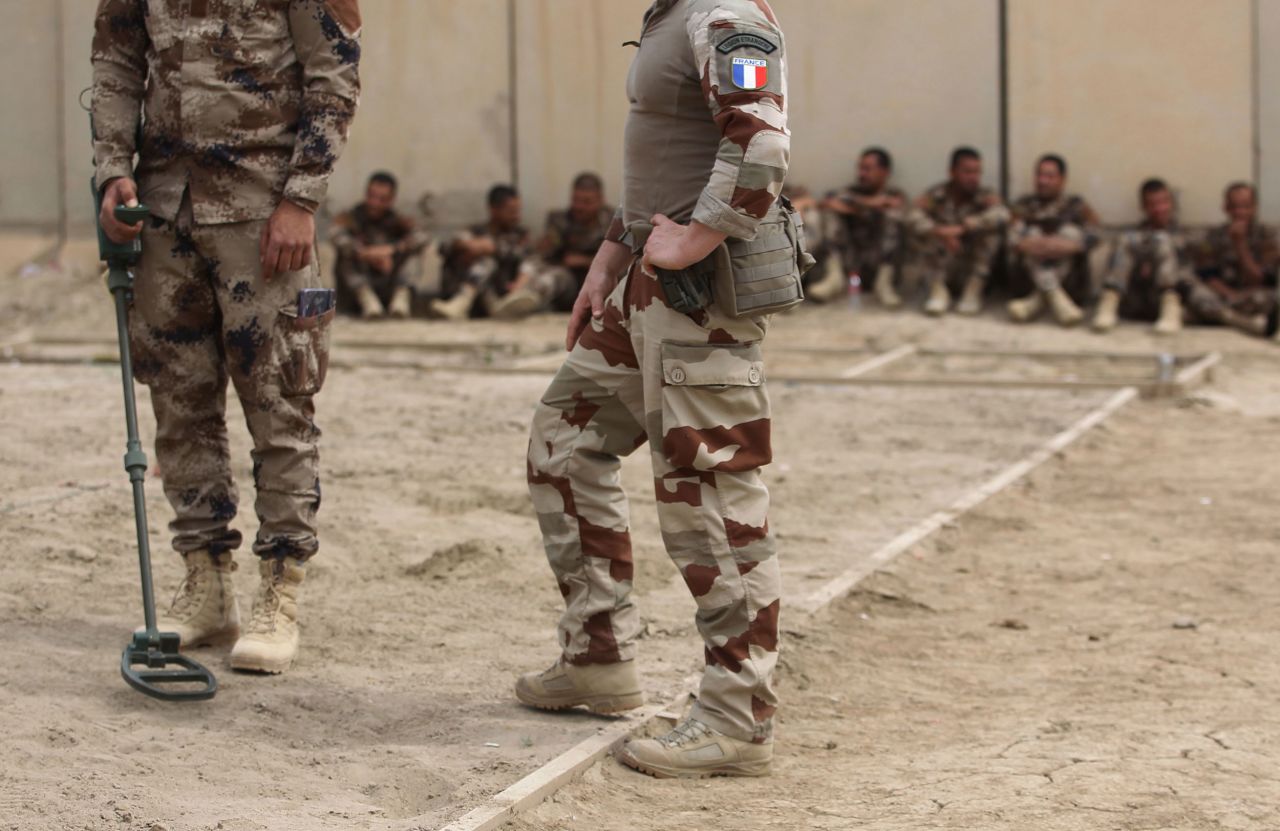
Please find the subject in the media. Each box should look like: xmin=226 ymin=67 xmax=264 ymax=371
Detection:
xmin=2 ymin=234 xmax=1278 ymax=830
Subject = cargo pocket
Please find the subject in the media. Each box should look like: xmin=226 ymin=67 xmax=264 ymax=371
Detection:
xmin=659 ymin=342 xmax=771 ymax=473
xmin=273 ymin=306 xmax=334 ymax=397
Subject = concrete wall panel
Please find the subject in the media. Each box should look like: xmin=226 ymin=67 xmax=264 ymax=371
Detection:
xmin=1257 ymin=0 xmax=1280 ymax=222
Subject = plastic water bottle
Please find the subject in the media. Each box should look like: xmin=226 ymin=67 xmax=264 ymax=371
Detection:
xmin=846 ymin=272 xmax=863 ymax=311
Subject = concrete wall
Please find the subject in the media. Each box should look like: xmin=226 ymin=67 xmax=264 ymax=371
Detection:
xmin=1 ymin=1 xmax=1271 ymax=231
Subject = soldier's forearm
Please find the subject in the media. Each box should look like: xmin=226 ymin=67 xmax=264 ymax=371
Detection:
xmin=591 ymin=240 xmax=635 ymax=280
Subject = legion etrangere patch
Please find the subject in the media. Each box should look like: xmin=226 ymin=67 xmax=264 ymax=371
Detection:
xmin=716 ymin=32 xmax=777 ymax=54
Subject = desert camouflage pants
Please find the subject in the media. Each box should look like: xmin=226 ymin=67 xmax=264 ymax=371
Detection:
xmin=1018 ymin=226 xmax=1086 ymax=293
xmin=130 ymin=194 xmax=330 ymax=561
xmin=919 ymin=230 xmax=1000 ymax=290
xmin=1185 ymin=280 xmax=1277 ymax=323
xmin=527 ymin=261 xmax=781 ymax=743
xmin=1104 ymin=231 xmax=1184 ymax=321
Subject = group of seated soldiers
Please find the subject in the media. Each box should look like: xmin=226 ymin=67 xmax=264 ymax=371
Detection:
xmin=797 ymin=147 xmax=1280 ymax=338
xmin=328 ymin=151 xmax=1279 ymax=339
xmin=329 ymin=171 xmax=612 ymax=322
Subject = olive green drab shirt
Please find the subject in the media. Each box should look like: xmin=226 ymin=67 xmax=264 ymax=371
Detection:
xmin=609 ymin=0 xmax=790 ymax=245
xmin=91 ymin=0 xmax=363 ymax=225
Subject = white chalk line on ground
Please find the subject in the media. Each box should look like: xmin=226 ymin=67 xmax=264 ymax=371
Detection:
xmin=426 ymin=379 xmax=1160 ymax=831
xmin=838 ymin=343 xmax=917 ymax=379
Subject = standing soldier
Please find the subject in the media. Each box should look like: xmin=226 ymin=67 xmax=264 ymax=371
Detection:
xmin=1184 ymin=182 xmax=1280 ymax=337
xmin=331 ymin=171 xmax=430 ymax=320
xmin=516 ymin=0 xmax=799 ymax=779
xmin=92 ymin=0 xmax=361 ymax=673
xmin=1093 ymin=179 xmax=1187 ymax=335
xmin=1006 ymin=154 xmax=1101 ymax=327
xmin=909 ymin=147 xmax=1009 ymax=316
xmin=822 ymin=147 xmax=908 ymax=307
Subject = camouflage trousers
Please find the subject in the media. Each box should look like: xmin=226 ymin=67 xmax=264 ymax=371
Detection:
xmin=527 ymin=261 xmax=781 ymax=744
xmin=919 ymin=230 xmax=1000 ymax=289
xmin=829 ymin=212 xmax=904 ymax=285
xmin=1104 ymin=232 xmax=1183 ymax=321
xmin=1016 ymin=226 xmax=1086 ymax=293
xmin=1185 ymin=279 xmax=1277 ymax=323
xmin=130 ymin=194 xmax=331 ymax=561
xmin=336 ymin=252 xmax=415 ymax=297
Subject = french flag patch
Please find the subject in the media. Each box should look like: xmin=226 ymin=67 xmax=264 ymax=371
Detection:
xmin=731 ymin=57 xmax=768 ymax=90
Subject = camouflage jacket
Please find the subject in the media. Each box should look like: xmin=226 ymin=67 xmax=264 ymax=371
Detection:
xmin=91 ymin=0 xmax=362 ymax=225
xmin=1010 ymin=193 xmax=1100 ymax=244
xmin=1190 ymin=222 xmax=1280 ymax=287
xmin=539 ymin=206 xmax=617 ymax=267
xmin=329 ymin=205 xmax=430 ymax=258
xmin=1114 ymin=221 xmax=1189 ymax=276
xmin=610 ymin=0 xmax=790 ymax=243
xmin=908 ymin=183 xmax=1009 ymax=236
xmin=832 ymin=184 xmax=906 ymax=245
xmin=447 ymin=224 xmax=532 ymax=269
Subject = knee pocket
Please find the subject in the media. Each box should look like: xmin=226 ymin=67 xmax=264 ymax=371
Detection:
xmin=272 ymin=305 xmax=334 ymax=396
xmin=659 ymin=342 xmax=771 ymax=472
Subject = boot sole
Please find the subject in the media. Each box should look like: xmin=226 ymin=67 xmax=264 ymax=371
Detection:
xmin=229 ymin=653 xmax=294 ymax=674
xmin=616 ymin=749 xmax=772 ymax=779
xmin=515 ymin=687 xmax=645 ymax=716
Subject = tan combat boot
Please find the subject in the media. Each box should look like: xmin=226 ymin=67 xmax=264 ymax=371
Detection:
xmin=355 ymin=284 xmax=385 ymax=320
xmin=428 ymin=284 xmax=478 ymax=321
xmin=805 ymin=256 xmax=846 ymax=304
xmin=1154 ymin=289 xmax=1183 ymax=335
xmin=229 ymin=558 xmax=305 ymax=674
xmin=1221 ymin=309 xmax=1268 ymax=337
xmin=515 ymin=658 xmax=644 ymax=715
xmin=618 ymin=718 xmax=772 ymax=779
xmin=1092 ymin=288 xmax=1121 ymax=332
xmin=143 ymin=550 xmax=240 ymax=648
xmin=923 ymin=280 xmax=951 ymax=316
xmin=956 ymin=276 xmax=986 ymax=315
xmin=1047 ymin=286 xmax=1084 ymax=327
xmin=486 ymin=287 xmax=543 ymax=320
xmin=873 ymin=263 xmax=902 ymax=308
xmin=1006 ymin=292 xmax=1044 ymax=323
xmin=387 ymin=285 xmax=412 ymax=319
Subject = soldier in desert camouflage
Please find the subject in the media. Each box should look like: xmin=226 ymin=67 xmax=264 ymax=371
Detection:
xmin=816 ymin=147 xmax=908 ymax=307
xmin=330 ymin=171 xmax=430 ymax=320
xmin=1093 ymin=179 xmax=1189 ymax=335
xmin=516 ymin=0 xmax=791 ymax=779
xmin=909 ymin=146 xmax=1009 ymax=316
xmin=1184 ymin=182 xmax=1280 ymax=338
xmin=92 ymin=0 xmax=361 ymax=673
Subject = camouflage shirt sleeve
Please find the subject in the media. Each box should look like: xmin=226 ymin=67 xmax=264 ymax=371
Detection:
xmin=966 ymin=191 xmax=1010 ymax=233
xmin=283 ymin=0 xmax=363 ymax=212
xmin=90 ymin=0 xmax=150 ymax=190
xmin=906 ymin=189 xmax=941 ymax=235
xmin=329 ymin=209 xmax=359 ymax=253
xmin=686 ymin=3 xmax=791 ymax=240
xmin=394 ymin=217 xmax=431 ymax=256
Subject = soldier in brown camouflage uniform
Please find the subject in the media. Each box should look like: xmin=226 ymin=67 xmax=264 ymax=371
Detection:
xmin=1184 ymin=183 xmax=1280 ymax=337
xmin=908 ymin=147 xmax=1009 ymax=316
xmin=524 ymin=172 xmax=617 ymax=313
xmin=1006 ymin=154 xmax=1101 ymax=327
xmin=817 ymin=147 xmax=908 ymax=307
xmin=1093 ymin=179 xmax=1188 ymax=335
xmin=429 ymin=185 xmax=536 ymax=320
xmin=92 ymin=0 xmax=361 ymax=673
xmin=516 ymin=0 xmax=789 ymax=778
xmin=330 ymin=171 xmax=430 ymax=320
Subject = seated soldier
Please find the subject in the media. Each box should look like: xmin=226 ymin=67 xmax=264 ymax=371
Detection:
xmin=818 ymin=146 xmax=908 ymax=307
xmin=1184 ymin=182 xmax=1279 ymax=337
xmin=908 ymin=146 xmax=1009 ymax=316
xmin=430 ymin=184 xmax=535 ymax=321
xmin=330 ymin=171 xmax=430 ymax=319
xmin=503 ymin=172 xmax=616 ymax=316
xmin=1006 ymin=154 xmax=1101 ymax=327
xmin=1093 ymin=178 xmax=1188 ymax=335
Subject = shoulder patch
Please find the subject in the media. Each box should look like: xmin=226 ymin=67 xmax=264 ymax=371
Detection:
xmin=716 ymin=32 xmax=777 ymax=54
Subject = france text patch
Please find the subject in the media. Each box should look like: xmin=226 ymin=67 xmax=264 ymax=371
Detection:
xmin=732 ymin=57 xmax=768 ymax=91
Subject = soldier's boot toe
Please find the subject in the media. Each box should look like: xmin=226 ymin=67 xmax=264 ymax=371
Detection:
xmin=923 ymin=281 xmax=951 ymax=316
xmin=387 ymin=285 xmax=412 ymax=319
xmin=873 ymin=264 xmax=902 ymax=308
xmin=1047 ymin=286 xmax=1084 ymax=327
xmin=229 ymin=558 xmax=304 ymax=674
xmin=140 ymin=550 xmax=240 ymax=648
xmin=955 ymin=277 xmax=986 ymax=316
xmin=805 ymin=257 xmax=846 ymax=304
xmin=1092 ymin=289 xmax=1121 ymax=333
xmin=1154 ymin=289 xmax=1184 ymax=335
xmin=1006 ymin=292 xmax=1044 ymax=323
xmin=515 ymin=658 xmax=644 ymax=715
xmin=487 ymin=287 xmax=543 ymax=320
xmin=428 ymin=285 xmax=478 ymax=321
xmin=356 ymin=285 xmax=386 ymax=320
xmin=617 ymin=718 xmax=772 ymax=779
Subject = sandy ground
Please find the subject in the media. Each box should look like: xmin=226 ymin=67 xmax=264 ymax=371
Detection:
xmin=1 ymin=233 xmax=1278 ymax=830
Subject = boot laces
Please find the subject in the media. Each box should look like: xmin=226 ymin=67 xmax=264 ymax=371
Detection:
xmin=246 ymin=576 xmax=284 ymax=634
xmin=167 ymin=563 xmax=204 ymax=616
xmin=658 ymin=718 xmax=712 ymax=748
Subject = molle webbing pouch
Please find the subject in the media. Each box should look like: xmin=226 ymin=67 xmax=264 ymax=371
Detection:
xmin=713 ymin=198 xmax=814 ymax=319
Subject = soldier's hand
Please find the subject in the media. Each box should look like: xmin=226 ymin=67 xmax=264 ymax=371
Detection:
xmin=261 ymin=200 xmax=315 ymax=281
xmin=566 ymin=267 xmax=617 ymax=350
xmin=101 ymin=178 xmax=143 ymax=244
xmin=644 ymin=215 xmax=726 ymax=271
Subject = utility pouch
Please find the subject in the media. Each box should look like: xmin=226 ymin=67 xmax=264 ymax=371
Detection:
xmin=654 ymin=262 xmax=715 ymax=314
xmin=712 ymin=196 xmax=815 ymax=319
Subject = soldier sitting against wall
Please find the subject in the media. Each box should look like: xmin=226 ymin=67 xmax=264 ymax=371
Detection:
xmin=330 ymin=171 xmax=430 ymax=320
xmin=1184 ymin=182 xmax=1280 ymax=338
xmin=817 ymin=146 xmax=909 ymax=307
xmin=1093 ymin=178 xmax=1189 ymax=335
xmin=908 ymin=146 xmax=1009 ymax=316
xmin=429 ymin=184 xmax=536 ymax=321
xmin=1005 ymin=154 xmax=1101 ymax=327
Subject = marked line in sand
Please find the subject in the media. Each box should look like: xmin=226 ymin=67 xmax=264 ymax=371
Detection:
xmin=425 ymin=383 xmax=1144 ymax=831
xmin=838 ymin=343 xmax=917 ymax=379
